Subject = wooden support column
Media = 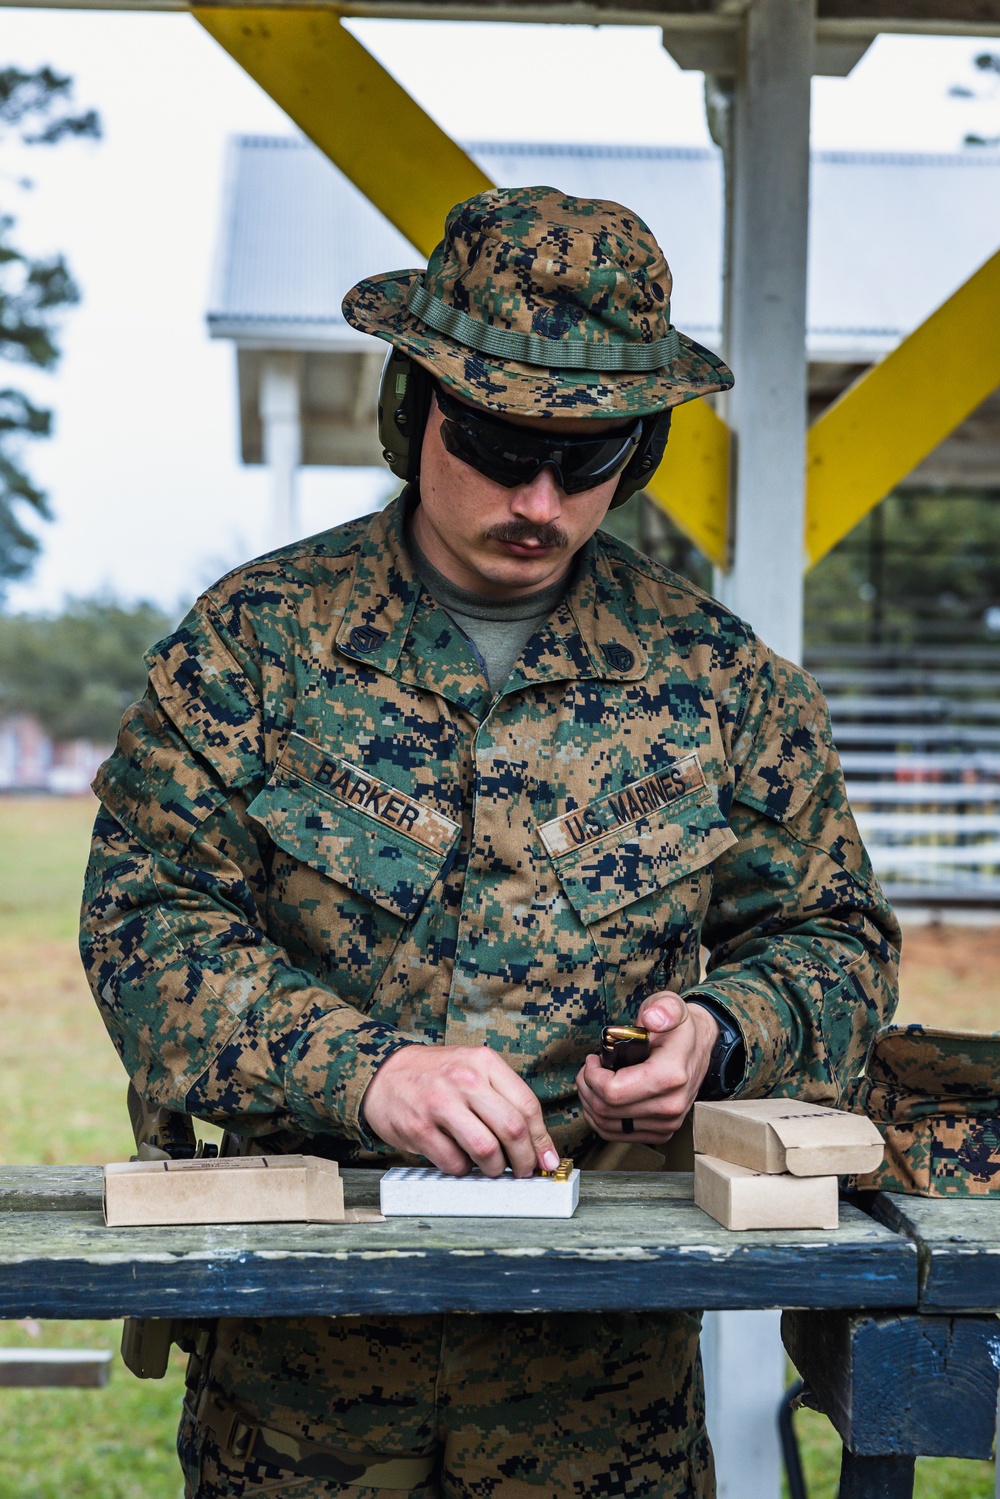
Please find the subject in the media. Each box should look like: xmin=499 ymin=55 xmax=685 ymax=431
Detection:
xmin=702 ymin=1308 xmax=785 ymax=1499
xmin=713 ymin=0 xmax=815 ymax=664
xmin=259 ymin=352 xmax=302 ymax=548
xmin=705 ymin=8 xmax=815 ymax=1489
xmin=838 ymin=1453 xmax=917 ymax=1499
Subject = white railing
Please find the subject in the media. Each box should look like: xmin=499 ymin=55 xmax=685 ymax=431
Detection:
xmin=809 ymin=648 xmax=1000 ymax=906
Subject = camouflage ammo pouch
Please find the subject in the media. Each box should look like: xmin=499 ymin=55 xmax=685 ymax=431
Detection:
xmin=845 ymin=1024 xmax=1000 ymax=1197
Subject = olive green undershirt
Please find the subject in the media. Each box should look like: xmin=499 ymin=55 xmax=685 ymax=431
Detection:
xmin=407 ymin=527 xmax=569 ymax=692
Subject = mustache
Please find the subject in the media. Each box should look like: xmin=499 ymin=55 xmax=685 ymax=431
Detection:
xmin=484 ymin=520 xmax=569 ymax=550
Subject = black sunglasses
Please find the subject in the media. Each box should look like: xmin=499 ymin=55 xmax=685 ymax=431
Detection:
xmin=434 ymin=384 xmax=642 ymax=495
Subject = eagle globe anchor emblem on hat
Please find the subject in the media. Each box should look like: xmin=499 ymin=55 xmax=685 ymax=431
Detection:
xmin=341 ymin=185 xmax=733 ymax=433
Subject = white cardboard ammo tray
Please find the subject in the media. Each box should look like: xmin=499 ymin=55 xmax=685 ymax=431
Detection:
xmin=380 ymin=1166 xmax=581 ymax=1218
xmin=103 ymin=1155 xmax=382 ymax=1228
xmin=693 ymin=1099 xmax=884 ymax=1177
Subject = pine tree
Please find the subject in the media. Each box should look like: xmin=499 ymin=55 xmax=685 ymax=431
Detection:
xmin=0 ymin=66 xmax=99 ymax=597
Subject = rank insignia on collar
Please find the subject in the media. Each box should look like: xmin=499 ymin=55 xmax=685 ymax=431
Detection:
xmin=601 ymin=643 xmax=635 ymax=672
xmin=349 ymin=624 xmax=388 ymax=654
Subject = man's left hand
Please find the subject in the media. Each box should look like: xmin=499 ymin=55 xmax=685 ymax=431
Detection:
xmin=575 ymin=992 xmax=719 ymax=1144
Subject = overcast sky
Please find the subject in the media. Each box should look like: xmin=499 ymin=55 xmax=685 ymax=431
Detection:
xmin=2 ymin=12 xmax=999 ymax=619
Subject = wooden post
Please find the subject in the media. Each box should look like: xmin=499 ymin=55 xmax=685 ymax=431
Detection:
xmin=705 ymin=5 xmax=815 ymax=1487
xmin=702 ymin=1309 xmax=785 ymax=1499
xmin=260 ymin=352 xmax=302 ymax=549
xmin=713 ymin=0 xmax=815 ymax=665
xmin=700 ymin=4 xmax=819 ymax=1481
xmin=837 ymin=1453 xmax=916 ymax=1499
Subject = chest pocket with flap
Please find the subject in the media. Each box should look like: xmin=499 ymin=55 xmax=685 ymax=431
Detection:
xmin=538 ymin=753 xmax=736 ymax=930
xmin=246 ymin=732 xmax=462 ymax=1002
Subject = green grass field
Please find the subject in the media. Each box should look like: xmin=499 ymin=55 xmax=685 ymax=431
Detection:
xmin=0 ymin=795 xmax=995 ymax=1498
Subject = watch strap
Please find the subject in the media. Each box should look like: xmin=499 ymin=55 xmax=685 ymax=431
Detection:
xmin=687 ymin=996 xmax=747 ymax=1101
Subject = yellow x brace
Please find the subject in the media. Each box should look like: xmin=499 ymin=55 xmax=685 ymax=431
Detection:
xmin=194 ymin=8 xmax=1000 ymax=572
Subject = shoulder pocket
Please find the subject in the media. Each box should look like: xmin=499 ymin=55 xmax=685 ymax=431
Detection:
xmin=247 ymin=731 xmax=461 ymax=919
xmin=94 ymin=696 xmax=233 ymax=864
xmin=539 ymin=756 xmax=736 ymax=926
xmin=145 ymin=602 xmax=263 ymax=791
xmin=729 ymin=664 xmax=880 ymax=897
xmin=733 ymin=665 xmax=831 ymax=823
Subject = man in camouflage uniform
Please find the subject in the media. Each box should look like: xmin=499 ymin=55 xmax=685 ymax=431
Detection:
xmin=81 ymin=186 xmax=900 ymax=1498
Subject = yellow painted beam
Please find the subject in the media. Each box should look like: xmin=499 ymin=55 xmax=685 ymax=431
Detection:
xmin=646 ymin=399 xmax=730 ymax=568
xmin=193 ymin=6 xmax=732 ymax=556
xmin=806 ymin=245 xmax=1000 ymax=568
xmin=192 ymin=6 xmax=491 ymax=256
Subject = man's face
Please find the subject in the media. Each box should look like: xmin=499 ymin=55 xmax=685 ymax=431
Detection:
xmin=410 ymin=391 xmax=632 ymax=598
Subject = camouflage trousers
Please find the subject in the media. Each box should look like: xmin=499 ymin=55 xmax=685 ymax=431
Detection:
xmin=179 ymin=1310 xmax=714 ymax=1498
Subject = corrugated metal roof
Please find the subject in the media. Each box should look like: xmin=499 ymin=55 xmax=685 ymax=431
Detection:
xmin=208 ymin=135 xmax=415 ymax=347
xmin=207 ymin=136 xmax=1000 ymax=358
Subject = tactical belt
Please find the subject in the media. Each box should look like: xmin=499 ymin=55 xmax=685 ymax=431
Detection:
xmin=197 ymin=1386 xmax=436 ymax=1489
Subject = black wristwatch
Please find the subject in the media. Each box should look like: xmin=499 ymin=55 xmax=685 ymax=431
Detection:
xmin=687 ymin=997 xmax=746 ymax=1101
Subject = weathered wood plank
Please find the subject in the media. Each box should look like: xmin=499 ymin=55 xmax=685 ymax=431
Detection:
xmin=0 ymin=1157 xmax=103 ymax=1217
xmin=869 ymin=1193 xmax=1000 ymax=1312
xmin=0 ymin=1170 xmax=916 ymax=1319
xmin=0 ymin=1165 xmax=103 ymax=1214
xmin=4 ymin=0 xmax=1000 ymax=29
xmin=0 ymin=1165 xmax=693 ymax=1215
xmin=0 ymin=1349 xmax=112 ymax=1388
xmin=783 ymin=1309 xmax=1000 ymax=1458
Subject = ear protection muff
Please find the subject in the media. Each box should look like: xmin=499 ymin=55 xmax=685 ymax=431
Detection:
xmin=377 ymin=347 xmax=673 ymax=504
xmin=378 ymin=346 xmax=433 ymax=485
xmin=607 ymin=408 xmax=673 ymax=509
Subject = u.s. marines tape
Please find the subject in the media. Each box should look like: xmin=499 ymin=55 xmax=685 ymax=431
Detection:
xmin=538 ymin=753 xmax=705 ymax=857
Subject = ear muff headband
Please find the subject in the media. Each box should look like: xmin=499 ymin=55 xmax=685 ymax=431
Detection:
xmin=376 ymin=348 xmax=672 ymax=505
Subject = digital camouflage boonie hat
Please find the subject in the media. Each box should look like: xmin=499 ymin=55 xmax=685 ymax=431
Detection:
xmin=342 ymin=185 xmax=734 ymax=419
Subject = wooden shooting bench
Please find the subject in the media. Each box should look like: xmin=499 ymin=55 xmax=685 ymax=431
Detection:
xmin=1 ymin=1166 xmax=997 ymax=1499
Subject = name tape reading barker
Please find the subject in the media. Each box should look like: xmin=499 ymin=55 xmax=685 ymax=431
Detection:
xmin=279 ymin=733 xmax=461 ymax=857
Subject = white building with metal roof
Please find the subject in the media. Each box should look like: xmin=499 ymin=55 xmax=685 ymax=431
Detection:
xmin=208 ymin=135 xmax=1000 ymax=541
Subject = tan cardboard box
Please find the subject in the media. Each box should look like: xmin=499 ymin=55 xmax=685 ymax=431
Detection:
xmin=694 ymin=1154 xmax=839 ymax=1231
xmin=103 ymin=1154 xmax=349 ymax=1227
xmin=693 ymin=1099 xmax=884 ymax=1177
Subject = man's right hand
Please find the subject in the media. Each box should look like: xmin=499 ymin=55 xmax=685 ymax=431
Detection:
xmin=361 ymin=1045 xmax=561 ymax=1179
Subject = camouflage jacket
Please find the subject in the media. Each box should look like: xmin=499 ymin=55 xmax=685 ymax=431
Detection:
xmin=81 ymin=494 xmax=900 ymax=1161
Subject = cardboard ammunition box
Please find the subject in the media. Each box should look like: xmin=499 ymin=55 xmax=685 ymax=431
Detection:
xmin=103 ymin=1154 xmax=346 ymax=1227
xmin=694 ymin=1154 xmax=839 ymax=1231
xmin=693 ymin=1099 xmax=884 ymax=1177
